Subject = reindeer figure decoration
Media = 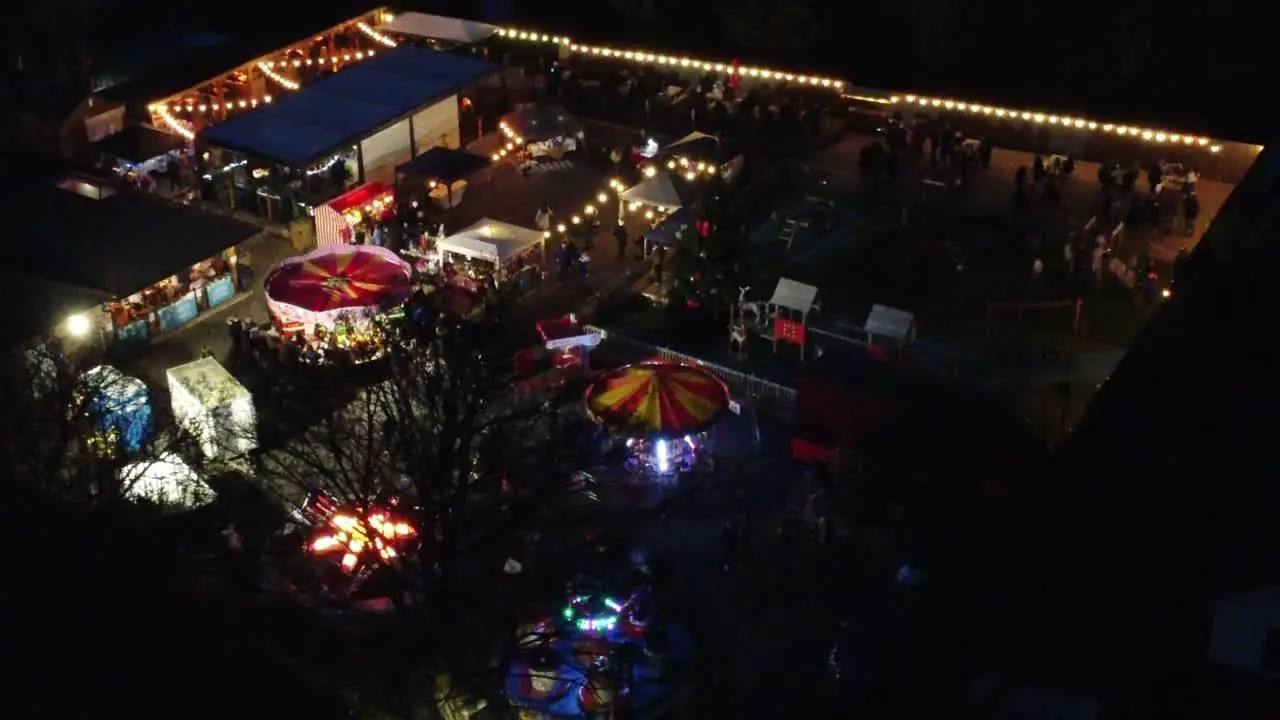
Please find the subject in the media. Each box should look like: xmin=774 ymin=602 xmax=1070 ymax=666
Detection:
xmin=729 ymin=286 xmax=751 ymax=354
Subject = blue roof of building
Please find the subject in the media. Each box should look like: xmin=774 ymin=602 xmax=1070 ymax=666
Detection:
xmin=198 ymin=47 xmax=496 ymax=167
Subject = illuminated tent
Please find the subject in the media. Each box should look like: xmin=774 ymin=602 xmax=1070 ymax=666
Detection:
xmin=81 ymin=365 xmax=153 ymax=453
xmin=619 ymin=172 xmax=697 ymax=212
xmin=119 ymin=452 xmax=214 ymax=509
xmin=265 ymin=244 xmax=412 ymax=329
xmin=167 ymin=357 xmax=257 ymax=460
xmin=499 ymin=105 xmax=584 ymax=144
xmin=656 ymin=131 xmax=744 ymax=182
xmin=584 ymin=362 xmax=730 ymax=436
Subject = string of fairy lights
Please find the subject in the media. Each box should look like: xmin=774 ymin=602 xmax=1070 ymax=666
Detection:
xmin=150 ymin=13 xmax=1242 ymax=157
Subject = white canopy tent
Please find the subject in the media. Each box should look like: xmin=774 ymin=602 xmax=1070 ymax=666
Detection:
xmin=619 ymin=172 xmax=695 ymax=220
xmin=864 ymin=304 xmax=917 ymax=343
xmin=769 ymin=278 xmax=819 ymax=314
xmin=379 ymin=12 xmax=497 ymax=44
xmin=119 ymin=452 xmax=215 ymax=509
xmin=167 ymin=357 xmax=257 ymax=460
xmin=438 ymin=219 xmax=546 ymax=279
xmin=659 ymin=131 xmax=744 ymax=182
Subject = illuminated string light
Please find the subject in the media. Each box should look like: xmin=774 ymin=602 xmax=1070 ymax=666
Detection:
xmin=358 ymin=22 xmax=397 ymax=48
xmin=150 ymin=103 xmax=195 ymax=140
xmin=258 ymin=62 xmax=300 ymax=91
xmin=894 ymin=94 xmax=1226 ymax=152
xmin=202 ymin=159 xmax=247 ymax=180
xmin=492 ymin=26 xmax=1237 ymax=149
xmin=307 ymin=155 xmax=344 ymax=175
xmin=494 ymin=27 xmax=843 ymax=90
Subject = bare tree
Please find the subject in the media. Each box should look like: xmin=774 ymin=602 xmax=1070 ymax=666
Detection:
xmin=0 ymin=339 xmax=206 ymax=507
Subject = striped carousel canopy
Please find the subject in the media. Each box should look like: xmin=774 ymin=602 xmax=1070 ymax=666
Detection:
xmin=584 ymin=362 xmax=730 ymax=436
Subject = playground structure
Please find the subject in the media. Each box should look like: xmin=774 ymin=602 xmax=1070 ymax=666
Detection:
xmin=729 ymin=277 xmax=821 ymax=360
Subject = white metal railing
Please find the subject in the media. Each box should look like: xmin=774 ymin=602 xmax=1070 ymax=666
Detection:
xmin=582 ymin=324 xmax=797 ymax=412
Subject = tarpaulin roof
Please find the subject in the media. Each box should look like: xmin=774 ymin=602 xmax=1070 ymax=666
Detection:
xmin=395 ymin=146 xmax=490 ymax=181
xmin=379 ymin=12 xmax=497 ymax=44
xmin=327 ymin=181 xmax=393 ymax=214
xmin=199 ymin=46 xmax=497 ymax=167
xmin=769 ymin=278 xmax=819 ymax=314
xmin=585 ymin=361 xmax=730 ymax=436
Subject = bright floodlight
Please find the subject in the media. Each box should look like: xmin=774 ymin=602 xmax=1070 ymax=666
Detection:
xmin=65 ymin=313 xmax=91 ymax=337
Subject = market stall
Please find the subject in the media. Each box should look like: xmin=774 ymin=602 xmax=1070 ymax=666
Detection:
xmin=655 ymin=131 xmax=744 ymax=183
xmin=313 ymin=182 xmax=396 ymax=247
xmin=80 ymin=365 xmax=153 ymax=455
xmin=395 ymin=146 xmax=489 ymax=210
xmin=641 ymin=207 xmax=691 ymax=257
xmin=584 ymin=361 xmax=730 ymax=477
xmin=119 ymin=452 xmax=215 ymax=509
xmin=618 ymin=171 xmax=696 ymax=224
xmin=106 ymin=252 xmax=239 ymax=344
xmin=498 ymin=105 xmax=584 ymax=162
xmin=91 ymin=125 xmax=190 ymax=196
xmin=167 ymin=357 xmax=257 ymax=460
xmin=516 ymin=313 xmax=601 ymax=376
xmin=264 ymin=244 xmax=411 ymax=361
xmin=436 ymin=218 xmax=546 ymax=293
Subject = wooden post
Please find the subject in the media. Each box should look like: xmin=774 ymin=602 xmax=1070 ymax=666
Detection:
xmin=408 ymin=114 xmax=417 ymax=157
xmin=356 ymin=143 xmax=366 ymax=184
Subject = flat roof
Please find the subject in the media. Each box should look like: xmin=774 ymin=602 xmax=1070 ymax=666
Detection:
xmin=198 ymin=46 xmax=497 ymax=167
xmin=8 ymin=160 xmax=260 ymax=299
xmin=91 ymin=125 xmax=188 ymax=165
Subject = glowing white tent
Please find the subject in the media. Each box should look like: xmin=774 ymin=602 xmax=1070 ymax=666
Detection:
xmin=619 ymin=172 xmax=694 ymax=212
xmin=438 ymin=218 xmax=546 ymax=264
xmin=119 ymin=452 xmax=215 ymax=509
xmin=378 ymin=12 xmax=497 ymax=44
xmin=167 ymin=357 xmax=257 ymax=459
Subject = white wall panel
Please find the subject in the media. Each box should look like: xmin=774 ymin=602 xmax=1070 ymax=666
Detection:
xmin=360 ymin=119 xmax=412 ymax=184
xmin=411 ymin=95 xmax=461 ymax=152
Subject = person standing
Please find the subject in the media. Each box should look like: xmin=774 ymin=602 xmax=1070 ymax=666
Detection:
xmin=535 ymin=202 xmax=552 ymax=233
xmin=613 ymin=221 xmax=628 ymax=260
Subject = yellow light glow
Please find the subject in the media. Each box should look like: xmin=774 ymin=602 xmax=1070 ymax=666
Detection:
xmin=596 ymin=192 xmax=608 ymax=203
xmin=643 ymin=166 xmax=657 ymax=178
xmin=65 ymin=314 xmax=91 ymax=337
xmin=357 ymin=22 xmax=397 ymax=48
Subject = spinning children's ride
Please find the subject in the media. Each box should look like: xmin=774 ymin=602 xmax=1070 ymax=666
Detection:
xmin=265 ymin=244 xmax=412 ymax=332
xmin=504 ymin=586 xmax=691 ymax=719
xmin=583 ymin=361 xmax=729 ymax=476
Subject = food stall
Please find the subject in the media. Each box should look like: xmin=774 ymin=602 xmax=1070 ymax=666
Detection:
xmin=107 ymin=252 xmax=239 ymax=344
xmin=516 ymin=314 xmax=601 ymax=379
xmin=436 ymin=218 xmax=546 ymax=293
xmin=80 ymin=365 xmax=153 ymax=456
xmin=656 ymin=131 xmax=744 ymax=183
xmin=167 ymin=357 xmax=257 ymax=460
xmin=313 ymin=182 xmax=396 ymax=247
xmin=91 ymin=125 xmax=191 ymax=197
xmin=641 ymin=207 xmax=691 ymax=257
xmin=498 ymin=105 xmax=584 ymax=162
xmin=395 ymin=146 xmax=490 ymax=210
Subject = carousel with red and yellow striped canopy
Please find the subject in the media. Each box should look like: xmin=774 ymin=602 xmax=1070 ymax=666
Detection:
xmin=585 ymin=361 xmax=730 ymax=476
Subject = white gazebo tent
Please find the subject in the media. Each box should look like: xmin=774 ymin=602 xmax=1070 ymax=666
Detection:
xmin=379 ymin=12 xmax=497 ymax=44
xmin=437 ymin=218 xmax=547 ymax=283
xmin=768 ymin=278 xmax=819 ymax=360
xmin=167 ymin=357 xmax=257 ymax=460
xmin=619 ymin=172 xmax=694 ymax=222
xmin=864 ymin=304 xmax=917 ymax=347
xmin=119 ymin=452 xmax=215 ymax=510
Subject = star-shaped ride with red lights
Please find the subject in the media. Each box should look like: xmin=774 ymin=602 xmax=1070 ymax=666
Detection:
xmin=303 ymin=494 xmax=418 ymax=574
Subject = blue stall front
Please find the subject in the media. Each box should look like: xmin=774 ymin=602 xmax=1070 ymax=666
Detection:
xmin=82 ymin=365 xmax=153 ymax=453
